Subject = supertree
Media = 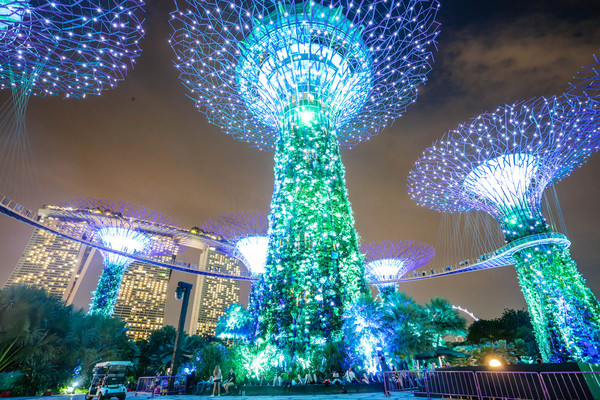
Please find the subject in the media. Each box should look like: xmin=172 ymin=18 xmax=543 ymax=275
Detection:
xmin=52 ymin=199 xmax=184 ymax=316
xmin=202 ymin=211 xmax=269 ymax=276
xmin=170 ymin=0 xmax=440 ymax=356
xmin=408 ymin=93 xmax=600 ymax=362
xmin=0 ymin=1 xmax=145 ymax=195
xmin=202 ymin=211 xmax=269 ymax=340
xmin=363 ymin=240 xmax=435 ymax=297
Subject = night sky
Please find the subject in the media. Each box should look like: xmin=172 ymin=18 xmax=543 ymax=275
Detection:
xmin=0 ymin=0 xmax=599 ymax=320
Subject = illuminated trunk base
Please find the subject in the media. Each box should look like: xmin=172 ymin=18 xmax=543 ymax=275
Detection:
xmin=513 ymin=245 xmax=600 ymax=362
xmin=88 ymin=262 xmax=128 ymax=317
xmin=261 ymin=111 xmax=367 ymax=356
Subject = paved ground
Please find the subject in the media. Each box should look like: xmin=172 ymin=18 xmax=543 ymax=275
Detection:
xmin=7 ymin=392 xmax=427 ymax=400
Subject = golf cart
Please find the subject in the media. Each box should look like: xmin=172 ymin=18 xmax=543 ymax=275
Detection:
xmin=85 ymin=361 xmax=133 ymax=400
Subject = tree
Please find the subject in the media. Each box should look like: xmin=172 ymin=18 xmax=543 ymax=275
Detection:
xmin=0 ymin=285 xmax=135 ymax=395
xmin=467 ymin=309 xmax=537 ymax=357
xmin=425 ymin=297 xmax=467 ymax=346
xmin=381 ymin=292 xmax=434 ymax=362
xmin=216 ymin=304 xmax=252 ymax=344
xmin=342 ymin=294 xmax=385 ymax=370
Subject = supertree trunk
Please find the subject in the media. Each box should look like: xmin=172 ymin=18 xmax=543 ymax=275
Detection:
xmin=261 ymin=111 xmax=367 ymax=355
xmin=88 ymin=261 xmax=129 ymax=317
xmin=513 ymin=245 xmax=600 ymax=362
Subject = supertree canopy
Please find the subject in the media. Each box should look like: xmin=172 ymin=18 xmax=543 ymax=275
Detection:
xmin=363 ymin=240 xmax=435 ymax=296
xmin=408 ymin=94 xmax=600 ymax=362
xmin=202 ymin=211 xmax=269 ymax=276
xmin=0 ymin=0 xmax=145 ymax=97
xmin=52 ymin=199 xmax=183 ymax=317
xmin=565 ymin=54 xmax=599 ymax=105
xmin=0 ymin=0 xmax=145 ymax=195
xmin=170 ymin=0 xmax=440 ymax=357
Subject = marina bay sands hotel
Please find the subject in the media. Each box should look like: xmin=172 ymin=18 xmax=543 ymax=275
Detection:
xmin=3 ymin=206 xmax=241 ymax=340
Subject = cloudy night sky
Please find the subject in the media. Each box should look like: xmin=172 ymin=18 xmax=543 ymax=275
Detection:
xmin=0 ymin=0 xmax=599 ymax=320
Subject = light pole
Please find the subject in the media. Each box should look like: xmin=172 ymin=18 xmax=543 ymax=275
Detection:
xmin=170 ymin=281 xmax=193 ymax=376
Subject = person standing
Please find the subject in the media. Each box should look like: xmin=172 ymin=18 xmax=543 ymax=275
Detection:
xmin=211 ymin=365 xmax=222 ymax=397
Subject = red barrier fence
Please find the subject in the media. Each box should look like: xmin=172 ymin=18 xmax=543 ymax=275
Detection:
xmin=383 ymin=370 xmax=600 ymax=400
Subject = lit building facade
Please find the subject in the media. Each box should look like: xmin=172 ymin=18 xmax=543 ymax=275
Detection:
xmin=195 ymin=249 xmax=240 ymax=336
xmin=114 ymin=258 xmax=172 ymax=340
xmin=4 ymin=216 xmax=95 ymax=302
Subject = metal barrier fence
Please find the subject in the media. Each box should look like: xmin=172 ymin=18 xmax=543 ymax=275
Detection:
xmin=383 ymin=370 xmax=600 ymax=400
xmin=135 ymin=375 xmax=187 ymax=397
xmin=383 ymin=370 xmax=427 ymax=394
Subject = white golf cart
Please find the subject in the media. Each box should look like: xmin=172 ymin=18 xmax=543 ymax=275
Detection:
xmin=85 ymin=361 xmax=133 ymax=400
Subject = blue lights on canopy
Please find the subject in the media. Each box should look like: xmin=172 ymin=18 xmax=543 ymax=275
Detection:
xmin=96 ymin=226 xmax=151 ymax=267
xmin=363 ymin=240 xmax=435 ymax=288
xmin=169 ymin=0 xmax=440 ymax=150
xmin=54 ymin=199 xmax=184 ymax=316
xmin=201 ymin=211 xmax=269 ymax=276
xmin=0 ymin=1 xmax=27 ymax=32
xmin=0 ymin=0 xmax=146 ymax=98
xmin=408 ymin=94 xmax=600 ymax=229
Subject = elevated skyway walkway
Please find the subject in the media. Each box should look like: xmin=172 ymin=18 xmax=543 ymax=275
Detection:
xmin=371 ymin=232 xmax=571 ymax=285
xmin=0 ymin=193 xmax=570 ymax=285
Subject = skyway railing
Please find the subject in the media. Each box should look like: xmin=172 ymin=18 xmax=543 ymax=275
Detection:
xmin=371 ymin=232 xmax=570 ymax=284
xmin=0 ymin=192 xmax=571 ymax=284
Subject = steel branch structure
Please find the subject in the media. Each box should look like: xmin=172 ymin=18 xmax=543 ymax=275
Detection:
xmin=52 ymin=199 xmax=184 ymax=317
xmin=363 ymin=240 xmax=435 ymax=295
xmin=0 ymin=0 xmax=145 ymax=197
xmin=170 ymin=0 xmax=440 ymax=356
xmin=0 ymin=0 xmax=145 ymax=98
xmin=409 ymin=93 xmax=600 ymax=362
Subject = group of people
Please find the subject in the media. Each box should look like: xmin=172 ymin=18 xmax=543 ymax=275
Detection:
xmin=196 ymin=361 xmax=403 ymax=396
xmin=261 ymin=367 xmax=385 ymax=387
xmin=196 ymin=365 xmax=236 ymax=396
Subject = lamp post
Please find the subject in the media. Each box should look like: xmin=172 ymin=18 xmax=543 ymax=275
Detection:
xmin=170 ymin=281 xmax=193 ymax=376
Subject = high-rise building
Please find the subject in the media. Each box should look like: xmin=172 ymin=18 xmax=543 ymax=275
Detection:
xmin=4 ymin=216 xmax=95 ymax=302
xmin=164 ymin=242 xmax=241 ymax=338
xmin=114 ymin=259 xmax=172 ymax=340
xmin=195 ymin=249 xmax=240 ymax=336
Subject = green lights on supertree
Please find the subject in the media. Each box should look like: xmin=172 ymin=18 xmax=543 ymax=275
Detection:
xmin=408 ymin=93 xmax=600 ymax=362
xmin=170 ymin=0 xmax=440 ymax=358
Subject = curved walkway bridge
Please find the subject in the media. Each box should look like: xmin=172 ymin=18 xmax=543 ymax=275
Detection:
xmin=1 ymin=193 xmax=570 ymax=285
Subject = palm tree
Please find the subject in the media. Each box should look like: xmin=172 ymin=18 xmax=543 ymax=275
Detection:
xmin=425 ymin=297 xmax=467 ymax=346
xmin=381 ymin=292 xmax=435 ymax=362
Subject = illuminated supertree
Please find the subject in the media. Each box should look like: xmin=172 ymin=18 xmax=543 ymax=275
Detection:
xmin=54 ymin=199 xmax=183 ymax=317
xmin=202 ymin=211 xmax=269 ymax=340
xmin=363 ymin=240 xmax=435 ymax=296
xmin=0 ymin=1 xmax=145 ymax=195
xmin=408 ymin=94 xmax=600 ymax=362
xmin=202 ymin=211 xmax=269 ymax=276
xmin=170 ymin=0 xmax=440 ymax=355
